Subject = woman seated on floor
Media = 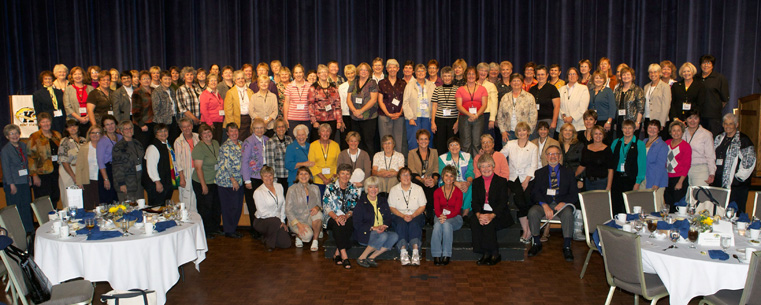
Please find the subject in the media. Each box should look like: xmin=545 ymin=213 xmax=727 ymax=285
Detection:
xmin=352 ymin=176 xmax=398 ymax=268
xmin=285 ymin=166 xmax=323 ymax=251
xmin=253 ymin=165 xmax=291 ymax=251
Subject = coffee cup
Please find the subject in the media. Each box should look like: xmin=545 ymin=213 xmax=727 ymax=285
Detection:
xmin=51 ymin=220 xmax=61 ymax=234
xmin=137 ymin=199 xmax=146 ymax=209
xmin=59 ymin=225 xmax=70 ymax=238
xmin=616 ymin=213 xmax=627 ymax=222
xmin=677 ymin=206 xmax=687 ymax=215
xmin=181 ymin=210 xmax=189 ymax=221
xmin=145 ymin=222 xmax=154 ymax=235
xmin=48 ymin=211 xmax=58 ymax=221
xmin=746 ymin=248 xmax=757 ymax=262
xmin=632 ymin=206 xmax=642 ymax=214
xmin=737 ymin=221 xmax=749 ymax=230
xmin=180 ymin=202 xmax=186 ymax=210
xmin=750 ymin=229 xmax=760 ymax=240
xmin=622 ymin=223 xmax=632 ymax=232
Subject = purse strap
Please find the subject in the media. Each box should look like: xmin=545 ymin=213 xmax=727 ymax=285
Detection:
xmin=101 ymin=289 xmax=154 ymax=305
xmin=697 ymin=187 xmax=721 ymax=215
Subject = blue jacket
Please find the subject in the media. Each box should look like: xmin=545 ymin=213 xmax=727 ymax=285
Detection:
xmin=645 ymin=137 xmax=669 ymax=188
xmin=588 ymin=87 xmax=616 ymax=121
xmin=1 ymin=142 xmax=30 ymax=186
xmin=284 ymin=141 xmax=310 ymax=187
xmin=352 ymin=193 xmax=393 ymax=245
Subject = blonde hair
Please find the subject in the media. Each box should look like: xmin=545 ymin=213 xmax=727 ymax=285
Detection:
xmin=679 ymin=62 xmax=697 ymax=78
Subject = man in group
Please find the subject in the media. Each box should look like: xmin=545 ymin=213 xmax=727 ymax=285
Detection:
xmin=527 ymin=145 xmax=579 ymax=261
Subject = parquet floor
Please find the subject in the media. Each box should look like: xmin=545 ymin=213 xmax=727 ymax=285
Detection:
xmin=24 ymin=230 xmax=703 ymax=305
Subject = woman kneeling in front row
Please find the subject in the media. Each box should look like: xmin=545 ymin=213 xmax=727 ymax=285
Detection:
xmin=253 ymin=165 xmax=291 ymax=251
xmin=353 ymin=176 xmax=398 ymax=268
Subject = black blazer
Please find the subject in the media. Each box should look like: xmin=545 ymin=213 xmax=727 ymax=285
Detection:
xmin=532 ymin=165 xmax=579 ymax=208
xmin=32 ymin=87 xmax=66 ymax=134
xmin=471 ymin=175 xmax=514 ymax=227
xmin=670 ymin=80 xmax=706 ymax=121
xmin=352 ymin=193 xmax=393 ymax=245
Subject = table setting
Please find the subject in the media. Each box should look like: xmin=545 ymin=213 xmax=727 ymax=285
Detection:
xmin=594 ymin=198 xmax=759 ymax=305
xmin=34 ymin=199 xmax=208 ymax=305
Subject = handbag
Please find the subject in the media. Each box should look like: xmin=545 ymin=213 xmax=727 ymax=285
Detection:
xmin=101 ymin=289 xmax=157 ymax=305
xmin=4 ymin=244 xmax=52 ymax=303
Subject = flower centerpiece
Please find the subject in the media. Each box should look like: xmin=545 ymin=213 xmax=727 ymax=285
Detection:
xmin=692 ymin=210 xmax=714 ymax=233
xmin=107 ymin=204 xmax=128 ymax=218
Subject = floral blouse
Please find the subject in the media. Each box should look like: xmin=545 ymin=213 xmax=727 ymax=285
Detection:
xmin=276 ymin=82 xmax=288 ymax=120
xmin=307 ymin=83 xmax=342 ymax=123
xmin=216 ymin=139 xmax=243 ymax=188
xmin=28 ymin=130 xmax=62 ymax=175
xmin=58 ymin=136 xmax=86 ymax=166
xmin=322 ymin=180 xmax=362 ymax=226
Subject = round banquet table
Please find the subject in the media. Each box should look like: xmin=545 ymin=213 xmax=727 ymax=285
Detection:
xmin=34 ymin=212 xmax=208 ymax=305
xmin=636 ymin=218 xmax=754 ymax=305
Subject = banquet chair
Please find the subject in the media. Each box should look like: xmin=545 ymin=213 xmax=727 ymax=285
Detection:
xmin=623 ymin=190 xmax=658 ymax=214
xmin=597 ymin=225 xmax=668 ymax=305
xmin=752 ymin=191 xmax=761 ymax=219
xmin=0 ymin=206 xmax=29 ymax=252
xmin=578 ymin=190 xmax=613 ymax=279
xmin=31 ymin=196 xmax=54 ymax=226
xmin=0 ymin=235 xmax=93 ymax=305
xmin=687 ymin=186 xmax=731 ymax=209
xmin=699 ymin=251 xmax=761 ymax=305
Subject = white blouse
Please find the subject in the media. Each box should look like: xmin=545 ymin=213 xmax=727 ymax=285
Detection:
xmin=500 ymin=140 xmax=538 ymax=182
xmin=372 ymin=151 xmax=405 ymax=171
xmin=253 ymin=183 xmax=286 ymax=222
xmin=388 ymin=183 xmax=426 ymax=215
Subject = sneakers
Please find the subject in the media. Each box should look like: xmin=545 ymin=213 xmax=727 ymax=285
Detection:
xmin=400 ymin=251 xmax=411 ymax=266
xmin=310 ymin=240 xmax=319 ymax=252
xmin=294 ymin=237 xmax=303 ymax=248
xmin=411 ymin=252 xmax=421 ymax=266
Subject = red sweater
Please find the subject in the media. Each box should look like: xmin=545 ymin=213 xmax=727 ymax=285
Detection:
xmin=433 ymin=186 xmax=463 ymax=219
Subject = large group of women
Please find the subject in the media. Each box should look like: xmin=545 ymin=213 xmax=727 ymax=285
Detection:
xmin=2 ymin=54 xmax=756 ymax=268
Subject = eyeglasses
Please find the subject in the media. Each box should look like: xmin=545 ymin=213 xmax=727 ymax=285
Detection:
xmin=90 ymin=131 xmax=102 ymax=135
xmin=546 ymin=152 xmax=561 ymax=157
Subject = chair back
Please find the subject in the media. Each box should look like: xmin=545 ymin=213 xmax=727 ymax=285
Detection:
xmin=32 ymin=196 xmax=54 ymax=225
xmin=597 ymin=225 xmax=644 ymax=288
xmin=579 ymin=190 xmax=613 ymax=249
xmin=740 ymin=251 xmax=761 ymax=304
xmin=0 ymin=206 xmax=28 ymax=252
xmin=0 ymin=250 xmax=30 ymax=304
xmin=623 ymin=190 xmax=657 ymax=214
xmin=753 ymin=191 xmax=761 ymax=219
xmin=688 ymin=186 xmax=731 ymax=208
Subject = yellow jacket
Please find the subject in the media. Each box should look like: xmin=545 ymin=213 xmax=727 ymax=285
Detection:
xmin=223 ymin=86 xmax=255 ymax=128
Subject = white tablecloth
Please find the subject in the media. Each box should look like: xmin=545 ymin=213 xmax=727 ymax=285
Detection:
xmin=34 ymin=213 xmax=208 ymax=305
xmin=639 ymin=226 xmax=753 ymax=305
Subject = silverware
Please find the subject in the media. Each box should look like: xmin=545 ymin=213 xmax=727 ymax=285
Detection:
xmin=733 ymin=254 xmax=742 ymax=263
xmin=663 ymin=245 xmax=675 ymax=251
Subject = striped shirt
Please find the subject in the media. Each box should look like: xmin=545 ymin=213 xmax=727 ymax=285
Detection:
xmin=285 ymin=82 xmax=310 ymax=121
xmin=432 ymin=84 xmax=459 ymax=118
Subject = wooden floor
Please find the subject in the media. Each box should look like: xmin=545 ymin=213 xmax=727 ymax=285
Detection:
xmin=4 ymin=229 xmax=706 ymax=305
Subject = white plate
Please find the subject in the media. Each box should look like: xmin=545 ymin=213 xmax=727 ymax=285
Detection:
xmin=655 ymin=233 xmax=667 ymax=240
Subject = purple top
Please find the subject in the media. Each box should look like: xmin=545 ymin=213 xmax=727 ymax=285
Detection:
xmin=241 ymin=134 xmax=269 ymax=181
xmin=97 ymin=134 xmax=123 ymax=169
xmin=250 ymin=81 xmax=278 ymax=95
xmin=377 ymin=78 xmax=407 ymax=116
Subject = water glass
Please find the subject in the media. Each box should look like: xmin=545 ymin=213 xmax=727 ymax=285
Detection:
xmin=720 ymin=236 xmax=732 ymax=251
xmin=634 ymin=221 xmax=644 ymax=234
xmin=726 ymin=207 xmax=736 ymax=221
xmin=669 ymin=229 xmax=680 ymax=248
xmin=661 ymin=204 xmax=670 ymax=219
xmin=688 ymin=226 xmax=699 ymax=248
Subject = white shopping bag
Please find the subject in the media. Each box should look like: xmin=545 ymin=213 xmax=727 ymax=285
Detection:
xmin=66 ymin=186 xmax=84 ymax=209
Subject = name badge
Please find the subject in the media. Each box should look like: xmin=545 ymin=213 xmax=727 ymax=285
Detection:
xmin=716 ymin=159 xmax=724 ymax=166
xmin=322 ymin=168 xmax=331 ymax=175
xmin=51 ymin=155 xmax=58 ymax=162
xmin=54 ymin=110 xmax=63 ymax=117
xmin=483 ymin=203 xmax=493 ymax=212
xmin=325 ymin=105 xmax=332 ymax=111
xmin=620 ymin=163 xmax=626 ymax=172
xmin=536 ymin=104 xmax=540 ymax=110
xmin=391 ymin=98 xmax=400 ymax=106
xmin=682 ymin=103 xmax=691 ymax=111
xmin=218 ymin=110 xmax=225 ymax=116
xmin=618 ymin=109 xmax=626 ymax=116
xmin=79 ymin=107 xmax=87 ymax=114
xmin=108 ymin=111 xmax=114 ymax=115
xmin=443 ymin=109 xmax=452 ymax=116
xmin=355 ymin=98 xmax=363 ymax=104
xmin=469 ymin=107 xmax=477 ymax=115
xmin=136 ymin=164 xmax=142 ymax=171
xmin=419 ymin=102 xmax=428 ymax=110
xmin=442 ymin=208 xmax=451 ymax=216
xmin=546 ymin=189 xmax=557 ymax=196
xmin=296 ymin=104 xmax=305 ymax=110
xmin=18 ymin=169 xmax=28 ymax=176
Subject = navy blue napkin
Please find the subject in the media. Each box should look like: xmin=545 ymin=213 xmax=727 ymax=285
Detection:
xmin=657 ymin=221 xmax=672 ymax=231
xmin=154 ymin=221 xmax=177 ymax=232
xmin=738 ymin=213 xmax=750 ymax=223
xmin=118 ymin=210 xmax=144 ymax=223
xmin=73 ymin=208 xmax=95 ymax=219
xmin=626 ymin=213 xmax=640 ymax=221
xmin=74 ymin=226 xmax=122 ymax=240
xmin=728 ymin=201 xmax=739 ymax=211
xmin=750 ymin=220 xmax=761 ymax=230
xmin=650 ymin=212 xmax=661 ymax=217
xmin=673 ymin=219 xmax=690 ymax=239
xmin=674 ymin=197 xmax=687 ymax=207
xmin=708 ymin=250 xmax=729 ymax=261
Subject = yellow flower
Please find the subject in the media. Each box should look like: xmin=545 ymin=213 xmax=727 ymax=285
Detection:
xmin=119 ymin=205 xmax=127 ymax=211
xmin=108 ymin=207 xmax=118 ymax=213
xmin=702 ymin=217 xmax=713 ymax=226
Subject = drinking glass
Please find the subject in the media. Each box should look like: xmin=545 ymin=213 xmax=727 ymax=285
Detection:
xmin=687 ymin=203 xmax=697 ymax=217
xmin=647 ymin=220 xmax=658 ymax=238
xmin=121 ymin=219 xmax=130 ymax=236
xmin=634 ymin=221 xmax=644 ymax=234
xmin=669 ymin=229 xmax=680 ymax=248
xmin=688 ymin=226 xmax=699 ymax=248
xmin=660 ymin=204 xmax=670 ymax=219
xmin=726 ymin=207 xmax=736 ymax=221
xmin=69 ymin=207 xmax=78 ymax=222
xmin=84 ymin=218 xmax=95 ymax=236
xmin=720 ymin=236 xmax=732 ymax=251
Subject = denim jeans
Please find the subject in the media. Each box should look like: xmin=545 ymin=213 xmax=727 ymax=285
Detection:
xmin=405 ymin=117 xmax=432 ymax=150
xmin=392 ymin=214 xmax=425 ymax=249
xmin=361 ymin=230 xmax=399 ymax=250
xmin=430 ymin=215 xmax=463 ymax=257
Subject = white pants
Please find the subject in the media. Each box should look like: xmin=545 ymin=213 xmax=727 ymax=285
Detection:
xmin=688 ymin=163 xmax=710 ymax=187
xmin=178 ymin=185 xmax=197 ymax=213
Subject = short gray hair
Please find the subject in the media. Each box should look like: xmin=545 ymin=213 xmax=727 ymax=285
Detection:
xmin=3 ymin=124 xmax=20 ymax=137
xmin=723 ymin=113 xmax=739 ymax=126
xmin=386 ymin=59 xmax=399 ymax=68
xmin=476 ymin=153 xmax=495 ymax=168
xmin=364 ymin=176 xmax=380 ymax=189
xmin=318 ymin=123 xmax=332 ymax=133
xmin=180 ymin=66 xmax=196 ymax=76
xmin=294 ymin=124 xmax=309 ymax=136
xmin=648 ymin=63 xmax=662 ymax=73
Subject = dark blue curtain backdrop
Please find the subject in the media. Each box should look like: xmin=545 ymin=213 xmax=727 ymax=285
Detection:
xmin=2 ymin=0 xmax=761 ymax=128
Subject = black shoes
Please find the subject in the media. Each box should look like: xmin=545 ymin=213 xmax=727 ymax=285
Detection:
xmin=442 ymin=257 xmax=450 ymax=265
xmin=528 ymin=244 xmax=543 ymax=257
xmin=489 ymin=254 xmax=501 ymax=265
xmin=563 ymin=247 xmax=574 ymax=261
xmin=225 ymin=232 xmax=242 ymax=239
xmin=433 ymin=257 xmax=442 ymax=265
xmin=476 ymin=254 xmax=490 ymax=265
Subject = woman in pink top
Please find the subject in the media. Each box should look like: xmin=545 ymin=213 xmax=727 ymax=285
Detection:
xmin=200 ymin=73 xmax=225 ymax=143
xmin=664 ymin=121 xmax=692 ymax=209
xmin=455 ymin=67 xmax=488 ymax=156
xmin=284 ymin=64 xmax=311 ymax=137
